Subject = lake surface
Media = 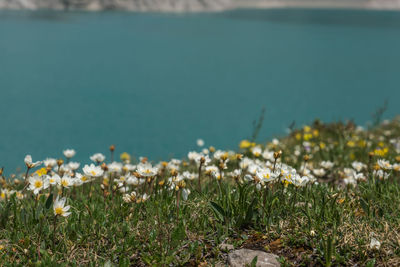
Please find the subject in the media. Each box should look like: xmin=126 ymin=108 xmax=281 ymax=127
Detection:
xmin=1 ymin=8 xmax=400 ymax=173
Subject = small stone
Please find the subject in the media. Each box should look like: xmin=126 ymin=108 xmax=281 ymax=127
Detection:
xmin=219 ymin=243 xmax=234 ymax=251
xmin=228 ymin=249 xmax=280 ymax=267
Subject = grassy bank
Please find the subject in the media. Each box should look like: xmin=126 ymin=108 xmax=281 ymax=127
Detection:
xmin=0 ymin=117 xmax=400 ymax=266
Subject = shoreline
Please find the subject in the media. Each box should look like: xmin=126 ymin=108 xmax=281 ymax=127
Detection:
xmin=1 ymin=0 xmax=400 ymax=12
xmin=232 ymin=0 xmax=400 ymax=11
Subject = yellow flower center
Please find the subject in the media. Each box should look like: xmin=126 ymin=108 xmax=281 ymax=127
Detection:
xmin=34 ymin=180 xmax=43 ymax=188
xmin=91 ymin=171 xmax=96 ymax=176
xmin=61 ymin=180 xmax=69 ymax=187
xmin=81 ymin=176 xmax=88 ymax=182
xmin=55 ymin=206 xmax=64 ymax=215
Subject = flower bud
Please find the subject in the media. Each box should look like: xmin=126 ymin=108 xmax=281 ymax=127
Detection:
xmin=57 ymin=159 xmax=64 ymax=167
xmin=101 ymin=162 xmax=108 ymax=171
xmin=274 ymin=150 xmax=282 ymax=159
xmin=170 ymin=169 xmax=178 ymax=177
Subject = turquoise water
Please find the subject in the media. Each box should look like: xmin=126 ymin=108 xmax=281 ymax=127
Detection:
xmin=1 ymin=9 xmax=400 ymax=173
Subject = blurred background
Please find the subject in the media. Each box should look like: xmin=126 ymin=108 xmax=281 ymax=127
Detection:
xmin=1 ymin=2 xmax=400 ymax=173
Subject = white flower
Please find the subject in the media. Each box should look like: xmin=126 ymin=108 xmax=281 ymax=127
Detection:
xmin=196 ymin=139 xmax=205 ymax=147
xmin=293 ymin=175 xmax=310 ymax=187
xmin=373 ymin=169 xmax=390 ymax=180
xmin=211 ymin=170 xmax=223 ymax=180
xmin=108 ymin=162 xmax=123 ymax=173
xmin=123 ymin=191 xmax=137 ymax=203
xmin=393 ymin=163 xmax=400 ymax=172
xmin=262 ymin=150 xmax=274 ymax=161
xmin=68 ymin=162 xmax=80 ymax=171
xmin=195 ymin=154 xmax=211 ymax=166
xmin=205 ymin=165 xmax=218 ymax=174
xmin=256 ymin=168 xmax=276 ymax=183
xmin=251 ymin=146 xmax=262 ymax=157
xmin=343 ymin=177 xmax=356 ymax=186
xmin=28 ymin=173 xmax=49 ymax=194
xmin=182 ymin=171 xmax=197 ymax=180
xmin=63 ymin=149 xmax=76 ymax=159
xmin=24 ymin=155 xmax=42 ymax=168
xmin=239 ymin=157 xmax=254 ymax=169
xmin=83 ymin=164 xmax=104 ymax=178
xmin=213 ymin=150 xmax=227 ymax=161
xmin=137 ymin=163 xmax=158 ymax=177
xmin=53 ymin=196 xmax=71 ymax=217
xmin=377 ymin=159 xmax=392 ymax=170
xmin=47 ymin=174 xmax=61 ymax=185
xmin=282 ymin=168 xmax=296 ymax=184
xmin=73 ymin=177 xmax=83 ymax=186
xmin=43 ymin=158 xmax=57 ymax=168
xmin=0 ymin=189 xmax=16 ymax=201
xmin=60 ymin=175 xmax=73 ymax=188
xmin=126 ymin=175 xmax=139 ymax=186
xmin=90 ymin=153 xmax=105 ymax=163
xmin=188 ymin=151 xmax=201 ymax=161
xmin=75 ymin=173 xmax=91 ymax=184
xmin=369 ymin=237 xmax=381 ymax=250
xmin=247 ymin=164 xmax=260 ymax=175
xmin=182 ymin=188 xmax=191 ymax=200
xmin=124 ymin=164 xmax=136 ymax=172
xmin=313 ymin=168 xmax=326 ymax=177
xmin=351 ymin=161 xmax=366 ymax=172
xmin=230 ymin=169 xmax=242 ymax=178
xmin=320 ymin=161 xmax=334 ymax=169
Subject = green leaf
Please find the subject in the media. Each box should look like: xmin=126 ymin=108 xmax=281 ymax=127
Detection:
xmin=250 ymin=256 xmax=258 ymax=267
xmin=210 ymin=201 xmax=225 ymax=222
xmin=171 ymin=223 xmax=186 ymax=247
xmin=45 ymin=193 xmax=53 ymax=209
xmin=359 ymin=198 xmax=369 ymax=216
xmin=366 ymin=258 xmax=376 ymax=267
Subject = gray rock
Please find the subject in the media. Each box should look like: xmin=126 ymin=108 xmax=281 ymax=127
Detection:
xmin=228 ymin=249 xmax=280 ymax=267
xmin=219 ymin=243 xmax=235 ymax=251
xmin=0 ymin=0 xmax=233 ymax=12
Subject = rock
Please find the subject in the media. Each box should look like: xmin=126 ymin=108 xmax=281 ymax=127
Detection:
xmin=228 ymin=249 xmax=280 ymax=267
xmin=0 ymin=0 xmax=233 ymax=12
xmin=219 ymin=243 xmax=234 ymax=251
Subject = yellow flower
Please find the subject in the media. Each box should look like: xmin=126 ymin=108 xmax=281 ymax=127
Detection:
xmin=303 ymin=125 xmax=311 ymax=133
xmin=239 ymin=140 xmax=251 ymax=149
xmin=313 ymin=129 xmax=319 ymax=137
xmin=120 ymin=152 xmax=131 ymax=163
xmin=295 ymin=133 xmax=302 ymax=140
xmin=35 ymin=168 xmax=47 ymax=177
xmin=319 ymin=142 xmax=326 ymax=149
xmin=358 ymin=140 xmax=367 ymax=148
xmin=374 ymin=148 xmax=388 ymax=157
xmin=347 ymin=140 xmax=356 ymax=147
xmin=303 ymin=133 xmax=313 ymax=141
